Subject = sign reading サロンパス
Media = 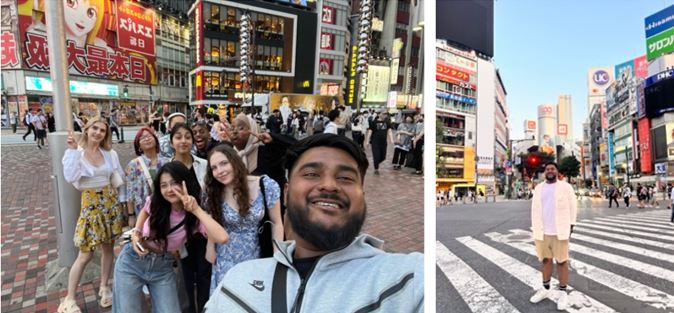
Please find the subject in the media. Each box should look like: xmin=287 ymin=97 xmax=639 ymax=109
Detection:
xmin=645 ymin=5 xmax=674 ymax=61
xmin=16 ymin=0 xmax=157 ymax=84
xmin=646 ymin=27 xmax=674 ymax=61
xmin=116 ymin=1 xmax=156 ymax=56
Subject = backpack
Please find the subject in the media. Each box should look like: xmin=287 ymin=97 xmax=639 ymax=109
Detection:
xmin=313 ymin=117 xmax=324 ymax=131
xmin=23 ymin=114 xmax=30 ymax=126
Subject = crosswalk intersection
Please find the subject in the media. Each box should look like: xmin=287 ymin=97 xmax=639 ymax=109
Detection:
xmin=436 ymin=210 xmax=674 ymax=312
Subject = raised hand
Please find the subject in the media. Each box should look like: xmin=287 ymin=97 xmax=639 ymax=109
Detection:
xmin=66 ymin=129 xmax=78 ymax=149
xmin=254 ymin=132 xmax=273 ymax=144
xmin=174 ymin=181 xmax=198 ymax=213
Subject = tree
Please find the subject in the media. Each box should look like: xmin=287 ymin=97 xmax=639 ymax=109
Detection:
xmin=559 ymin=156 xmax=581 ymax=178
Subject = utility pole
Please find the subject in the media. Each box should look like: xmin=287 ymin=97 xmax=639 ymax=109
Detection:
xmin=45 ymin=0 xmax=79 ymax=267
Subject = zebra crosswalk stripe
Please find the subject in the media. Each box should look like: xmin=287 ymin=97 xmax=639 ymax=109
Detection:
xmin=573 ymin=227 xmax=674 ymax=251
xmin=576 ymin=221 xmax=674 ymax=242
xmin=616 ymin=214 xmax=671 ymax=222
xmin=571 ymin=231 xmax=673 ymax=264
xmin=456 ymin=236 xmax=617 ymax=313
xmin=510 ymin=229 xmax=674 ymax=282
xmin=436 ymin=241 xmax=520 ymax=313
xmin=601 ymin=216 xmax=674 ymax=228
xmin=484 ymin=231 xmax=674 ymax=311
xmin=582 ymin=219 xmax=674 ymax=235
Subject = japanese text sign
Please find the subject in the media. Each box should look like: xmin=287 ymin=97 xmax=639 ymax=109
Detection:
xmin=116 ymin=0 xmax=156 ymax=56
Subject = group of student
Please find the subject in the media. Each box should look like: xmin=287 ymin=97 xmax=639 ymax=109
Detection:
xmin=58 ymin=112 xmax=287 ymax=313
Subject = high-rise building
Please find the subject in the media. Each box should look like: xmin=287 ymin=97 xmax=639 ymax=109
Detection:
xmin=316 ymin=0 xmax=350 ymax=97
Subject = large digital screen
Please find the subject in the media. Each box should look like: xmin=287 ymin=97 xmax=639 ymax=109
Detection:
xmin=437 ymin=0 xmax=493 ymax=57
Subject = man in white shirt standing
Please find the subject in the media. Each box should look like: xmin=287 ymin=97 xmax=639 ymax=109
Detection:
xmin=529 ymin=161 xmax=577 ymax=311
xmin=32 ymin=109 xmax=48 ymax=149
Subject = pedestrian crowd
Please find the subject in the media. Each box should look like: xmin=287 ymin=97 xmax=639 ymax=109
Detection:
xmin=605 ymin=182 xmax=663 ymax=209
xmin=55 ymin=108 xmax=424 ymax=313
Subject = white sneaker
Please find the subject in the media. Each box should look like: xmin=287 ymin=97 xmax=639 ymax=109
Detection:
xmin=530 ymin=288 xmax=549 ymax=303
xmin=557 ymin=291 xmax=569 ymax=311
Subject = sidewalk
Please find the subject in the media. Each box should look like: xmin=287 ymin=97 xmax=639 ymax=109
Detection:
xmin=1 ymin=137 xmax=423 ymax=312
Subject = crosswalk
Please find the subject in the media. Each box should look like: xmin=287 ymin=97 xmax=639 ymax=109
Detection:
xmin=437 ymin=210 xmax=674 ymax=312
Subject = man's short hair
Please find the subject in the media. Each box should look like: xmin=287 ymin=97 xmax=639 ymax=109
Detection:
xmin=544 ymin=161 xmax=558 ymax=170
xmin=273 ymin=109 xmax=280 ymax=113
xmin=285 ymin=133 xmax=369 ymax=182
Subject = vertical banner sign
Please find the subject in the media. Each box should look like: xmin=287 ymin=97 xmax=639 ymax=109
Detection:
xmin=1 ymin=1 xmax=20 ymax=69
xmin=633 ymin=55 xmax=648 ymax=78
xmin=346 ymin=44 xmax=360 ymax=107
xmin=638 ymin=118 xmax=653 ymax=173
xmin=321 ymin=6 xmax=335 ymax=24
xmin=318 ymin=58 xmax=332 ymax=75
xmin=116 ymin=1 xmax=155 ymax=56
xmin=608 ymin=132 xmax=615 ymax=177
xmin=195 ymin=1 xmax=203 ymax=67
xmin=16 ymin=0 xmax=157 ymax=84
xmin=390 ymin=58 xmax=399 ymax=84
xmin=320 ymin=32 xmax=334 ymax=50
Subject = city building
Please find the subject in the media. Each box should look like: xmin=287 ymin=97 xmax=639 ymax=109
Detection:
xmin=0 ymin=0 xmax=193 ymax=125
xmin=188 ymin=0 xmax=318 ymax=113
xmin=316 ymin=0 xmax=350 ymax=97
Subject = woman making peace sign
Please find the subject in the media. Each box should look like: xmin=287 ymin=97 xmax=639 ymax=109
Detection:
xmin=112 ymin=161 xmax=228 ymax=313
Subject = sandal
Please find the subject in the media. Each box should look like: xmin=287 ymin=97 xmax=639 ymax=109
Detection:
xmin=57 ymin=298 xmax=81 ymax=313
xmin=98 ymin=286 xmax=113 ymax=308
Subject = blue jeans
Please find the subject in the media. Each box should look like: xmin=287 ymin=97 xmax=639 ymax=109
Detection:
xmin=113 ymin=244 xmax=180 ymax=313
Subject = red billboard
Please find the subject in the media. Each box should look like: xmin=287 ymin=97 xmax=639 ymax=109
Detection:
xmin=1 ymin=31 xmax=19 ymax=68
xmin=634 ymin=55 xmax=648 ymax=78
xmin=321 ymin=6 xmax=335 ymax=24
xmin=638 ymin=118 xmax=653 ymax=173
xmin=16 ymin=0 xmax=157 ymax=84
xmin=116 ymin=1 xmax=155 ymax=56
xmin=320 ymin=32 xmax=334 ymax=50
xmin=319 ymin=58 xmax=333 ymax=75
xmin=437 ymin=60 xmax=473 ymax=87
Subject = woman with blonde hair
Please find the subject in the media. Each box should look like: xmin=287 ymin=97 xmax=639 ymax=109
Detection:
xmin=59 ymin=117 xmax=126 ymax=313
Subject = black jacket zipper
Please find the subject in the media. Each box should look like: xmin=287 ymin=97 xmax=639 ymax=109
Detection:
xmin=289 ymin=260 xmax=319 ymax=313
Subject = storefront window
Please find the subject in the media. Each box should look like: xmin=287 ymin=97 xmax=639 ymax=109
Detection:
xmin=225 ymin=8 xmax=237 ymax=27
xmin=210 ymin=4 xmax=220 ymax=25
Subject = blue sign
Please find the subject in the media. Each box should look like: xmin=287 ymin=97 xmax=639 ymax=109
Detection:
xmin=614 ymin=59 xmax=634 ymax=80
xmin=645 ymin=4 xmax=674 ymax=38
xmin=644 ymin=68 xmax=674 ymax=87
xmin=608 ymin=132 xmax=615 ymax=177
xmin=436 ymin=91 xmax=477 ymax=105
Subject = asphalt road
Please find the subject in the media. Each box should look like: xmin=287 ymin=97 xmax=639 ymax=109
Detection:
xmin=436 ymin=197 xmax=674 ymax=313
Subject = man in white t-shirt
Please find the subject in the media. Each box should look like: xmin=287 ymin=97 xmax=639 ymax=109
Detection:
xmin=529 ymin=162 xmax=577 ymax=311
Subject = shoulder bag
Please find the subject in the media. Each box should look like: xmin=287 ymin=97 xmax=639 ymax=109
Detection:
xmin=137 ymin=157 xmax=154 ymax=192
xmin=258 ymin=176 xmax=274 ymax=258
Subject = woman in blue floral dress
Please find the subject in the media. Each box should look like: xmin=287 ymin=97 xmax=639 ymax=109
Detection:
xmin=204 ymin=144 xmax=284 ymax=294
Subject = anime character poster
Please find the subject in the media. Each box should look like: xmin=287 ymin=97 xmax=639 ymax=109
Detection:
xmin=16 ymin=0 xmax=157 ymax=84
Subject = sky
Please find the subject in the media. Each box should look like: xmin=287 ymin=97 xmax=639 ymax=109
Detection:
xmin=494 ymin=0 xmax=674 ymax=141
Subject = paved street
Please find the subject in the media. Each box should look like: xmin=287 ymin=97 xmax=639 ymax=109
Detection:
xmin=0 ymin=132 xmax=423 ymax=312
xmin=436 ymin=197 xmax=674 ymax=313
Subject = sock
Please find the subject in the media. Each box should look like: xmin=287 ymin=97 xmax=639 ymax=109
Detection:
xmin=543 ymin=280 xmax=550 ymax=290
xmin=558 ymin=285 xmax=567 ymax=293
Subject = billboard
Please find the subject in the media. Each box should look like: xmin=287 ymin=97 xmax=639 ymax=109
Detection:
xmin=437 ymin=61 xmax=471 ymax=83
xmin=668 ymin=124 xmax=674 ymax=160
xmin=645 ymin=4 xmax=674 ymax=38
xmin=321 ymin=6 xmax=335 ymax=24
xmin=362 ymin=65 xmax=390 ymax=103
xmin=16 ymin=0 xmax=157 ymax=84
xmin=437 ymin=0 xmax=494 ymax=57
xmin=437 ymin=46 xmax=477 ymax=74
xmin=638 ymin=118 xmax=653 ymax=173
xmin=588 ymin=68 xmax=613 ymax=96
xmin=644 ymin=69 xmax=674 ymax=117
xmin=318 ymin=58 xmax=332 ymax=75
xmin=646 ymin=26 xmax=674 ymax=61
xmin=1 ymin=1 xmax=20 ymax=69
xmin=608 ymin=132 xmax=615 ymax=177
xmin=634 ymin=55 xmax=648 ymax=78
xmin=537 ymin=104 xmax=556 ymax=156
xmin=269 ymin=93 xmax=342 ymax=114
xmin=525 ymin=120 xmax=536 ymax=131
xmin=614 ymin=59 xmax=634 ymax=81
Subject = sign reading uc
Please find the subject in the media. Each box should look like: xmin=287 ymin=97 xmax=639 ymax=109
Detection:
xmin=593 ymin=70 xmax=610 ymax=85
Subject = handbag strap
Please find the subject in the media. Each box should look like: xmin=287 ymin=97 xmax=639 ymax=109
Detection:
xmin=168 ymin=218 xmax=186 ymax=235
xmin=137 ymin=157 xmax=154 ymax=192
xmin=259 ymin=176 xmax=269 ymax=211
xmin=272 ymin=262 xmax=288 ymax=313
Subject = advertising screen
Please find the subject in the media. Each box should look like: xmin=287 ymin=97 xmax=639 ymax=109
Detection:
xmin=362 ymin=65 xmax=391 ymax=103
xmin=638 ymin=118 xmax=653 ymax=173
xmin=437 ymin=0 xmax=493 ymax=57
xmin=644 ymin=72 xmax=674 ymax=117
xmin=16 ymin=0 xmax=157 ymax=84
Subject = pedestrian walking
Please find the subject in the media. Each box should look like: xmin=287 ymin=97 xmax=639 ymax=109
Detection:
xmin=204 ymin=134 xmax=423 ymax=312
xmin=637 ymin=183 xmax=647 ymax=208
xmin=58 ymin=118 xmax=126 ymax=313
xmin=22 ymin=110 xmax=35 ymax=141
xmin=410 ymin=114 xmax=424 ymax=175
xmin=203 ymin=144 xmax=284 ymax=294
xmin=365 ymin=110 xmax=394 ymax=175
xmin=392 ymin=116 xmax=415 ymax=170
xmin=608 ymin=183 xmax=619 ymax=208
xmin=265 ymin=109 xmax=283 ymax=134
xmin=529 ymin=162 xmax=577 ymax=311
xmin=324 ymin=109 xmax=339 ymax=135
xmin=9 ymin=111 xmax=17 ymax=133
xmin=351 ymin=112 xmax=365 ymax=148
xmin=32 ymin=109 xmax=48 ymax=149
xmin=622 ymin=185 xmax=631 ymax=208
xmin=112 ymin=162 xmax=228 ymax=313
xmin=108 ymin=109 xmax=121 ymax=142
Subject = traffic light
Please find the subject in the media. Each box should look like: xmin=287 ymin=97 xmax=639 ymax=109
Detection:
xmin=239 ymin=13 xmax=251 ymax=83
xmin=123 ymin=86 xmax=129 ymax=99
xmin=356 ymin=0 xmax=372 ymax=74
xmin=527 ymin=154 xmax=540 ymax=167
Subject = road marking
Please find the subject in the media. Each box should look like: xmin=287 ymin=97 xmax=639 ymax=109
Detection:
xmin=485 ymin=231 xmax=674 ymax=312
xmin=513 ymin=229 xmax=674 ymax=282
xmin=582 ymin=219 xmax=674 ymax=235
xmin=576 ymin=221 xmax=674 ymax=242
xmin=573 ymin=228 xmax=674 ymax=251
xmin=436 ymin=241 xmax=520 ymax=313
xmin=595 ymin=217 xmax=674 ymax=230
xmin=606 ymin=215 xmax=673 ymax=226
xmin=571 ymin=232 xmax=673 ymax=264
xmin=456 ymin=236 xmax=617 ymax=313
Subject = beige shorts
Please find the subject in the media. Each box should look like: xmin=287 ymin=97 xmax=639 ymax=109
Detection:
xmin=534 ymin=235 xmax=569 ymax=263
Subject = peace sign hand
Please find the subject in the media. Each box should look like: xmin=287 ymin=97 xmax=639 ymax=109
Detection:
xmin=252 ymin=132 xmax=273 ymax=144
xmin=66 ymin=130 xmax=78 ymax=150
xmin=173 ymin=181 xmax=198 ymax=213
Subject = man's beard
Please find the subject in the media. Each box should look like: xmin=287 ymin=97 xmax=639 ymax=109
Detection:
xmin=545 ymin=173 xmax=557 ymax=183
xmin=286 ymin=194 xmax=366 ymax=252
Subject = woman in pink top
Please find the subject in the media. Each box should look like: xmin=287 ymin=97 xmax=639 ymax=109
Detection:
xmin=112 ymin=161 xmax=228 ymax=313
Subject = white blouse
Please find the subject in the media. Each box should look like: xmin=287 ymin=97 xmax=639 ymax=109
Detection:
xmin=62 ymin=147 xmax=127 ymax=202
